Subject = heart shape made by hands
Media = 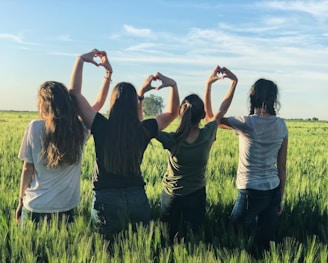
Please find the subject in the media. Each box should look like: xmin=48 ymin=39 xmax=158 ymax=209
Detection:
xmin=93 ymin=56 xmax=102 ymax=65
xmin=151 ymin=80 xmax=163 ymax=90
xmin=216 ymin=70 xmax=227 ymax=79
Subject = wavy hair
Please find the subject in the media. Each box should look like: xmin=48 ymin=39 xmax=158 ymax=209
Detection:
xmin=103 ymin=82 xmax=145 ymax=175
xmin=249 ymin=78 xmax=280 ymax=116
xmin=38 ymin=81 xmax=84 ymax=167
xmin=171 ymin=94 xmax=205 ymax=155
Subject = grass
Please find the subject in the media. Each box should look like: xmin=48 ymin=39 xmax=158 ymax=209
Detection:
xmin=0 ymin=111 xmax=327 ymax=262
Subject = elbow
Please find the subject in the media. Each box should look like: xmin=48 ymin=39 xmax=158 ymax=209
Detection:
xmin=68 ymin=89 xmax=78 ymax=97
xmin=204 ymin=116 xmax=212 ymax=123
xmin=173 ymin=110 xmax=179 ymax=119
xmin=92 ymin=103 xmax=101 ymax=112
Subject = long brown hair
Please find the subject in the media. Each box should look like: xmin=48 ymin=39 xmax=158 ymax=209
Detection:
xmin=171 ymin=94 xmax=205 ymax=155
xmin=249 ymin=79 xmax=280 ymax=115
xmin=103 ymin=82 xmax=145 ymax=175
xmin=38 ymin=81 xmax=84 ymax=167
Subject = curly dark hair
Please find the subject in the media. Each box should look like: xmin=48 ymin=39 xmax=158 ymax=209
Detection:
xmin=249 ymin=78 xmax=280 ymax=116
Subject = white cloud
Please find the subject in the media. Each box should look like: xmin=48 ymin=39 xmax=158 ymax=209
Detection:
xmin=48 ymin=51 xmax=76 ymax=57
xmin=0 ymin=32 xmax=40 ymax=46
xmin=123 ymin=24 xmax=152 ymax=37
xmin=125 ymin=43 xmax=158 ymax=52
xmin=263 ymin=1 xmax=328 ymax=21
xmin=0 ymin=33 xmax=23 ymax=43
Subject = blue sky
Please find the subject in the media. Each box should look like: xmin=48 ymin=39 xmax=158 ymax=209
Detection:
xmin=0 ymin=0 xmax=327 ymax=120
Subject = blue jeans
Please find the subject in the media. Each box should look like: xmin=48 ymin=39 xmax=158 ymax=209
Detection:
xmin=91 ymin=186 xmax=151 ymax=240
xmin=161 ymin=187 xmax=206 ymax=240
xmin=230 ymin=186 xmax=281 ymax=249
xmin=21 ymin=207 xmax=75 ymax=224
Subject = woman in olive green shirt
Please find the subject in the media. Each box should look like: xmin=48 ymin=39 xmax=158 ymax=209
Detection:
xmin=157 ymin=65 xmax=238 ymax=241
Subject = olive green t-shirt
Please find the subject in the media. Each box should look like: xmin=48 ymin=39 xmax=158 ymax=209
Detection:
xmin=157 ymin=121 xmax=218 ymax=196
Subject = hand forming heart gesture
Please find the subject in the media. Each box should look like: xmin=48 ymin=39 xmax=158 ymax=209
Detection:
xmin=79 ymin=48 xmax=113 ymax=73
xmin=207 ymin=65 xmax=237 ymax=86
xmin=139 ymin=72 xmax=177 ymax=97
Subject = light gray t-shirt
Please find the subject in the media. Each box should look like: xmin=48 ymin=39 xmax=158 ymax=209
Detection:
xmin=18 ymin=120 xmax=89 ymax=213
xmin=228 ymin=115 xmax=288 ymax=191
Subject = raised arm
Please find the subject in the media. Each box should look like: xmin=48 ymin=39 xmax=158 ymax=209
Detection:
xmin=69 ymin=49 xmax=113 ymax=129
xmin=154 ymin=73 xmax=179 ymax=131
xmin=91 ymin=51 xmax=112 ymax=112
xmin=204 ymin=65 xmax=238 ymax=125
xmin=137 ymin=75 xmax=154 ymax=120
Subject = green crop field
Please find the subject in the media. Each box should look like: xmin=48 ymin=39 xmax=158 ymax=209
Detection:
xmin=0 ymin=111 xmax=327 ymax=262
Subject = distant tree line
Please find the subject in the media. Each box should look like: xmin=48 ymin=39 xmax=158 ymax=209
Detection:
xmin=288 ymin=117 xmax=320 ymax=121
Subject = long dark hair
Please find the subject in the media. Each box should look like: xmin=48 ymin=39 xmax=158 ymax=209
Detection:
xmin=103 ymin=82 xmax=144 ymax=175
xmin=249 ymin=78 xmax=280 ymax=116
xmin=171 ymin=94 xmax=205 ymax=155
xmin=38 ymin=81 xmax=84 ymax=168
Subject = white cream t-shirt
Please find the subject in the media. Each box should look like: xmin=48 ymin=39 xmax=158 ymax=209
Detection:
xmin=228 ymin=115 xmax=288 ymax=191
xmin=18 ymin=120 xmax=89 ymax=213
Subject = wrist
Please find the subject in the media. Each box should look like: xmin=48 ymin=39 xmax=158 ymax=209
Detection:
xmin=104 ymin=70 xmax=112 ymax=81
xmin=78 ymin=56 xmax=86 ymax=62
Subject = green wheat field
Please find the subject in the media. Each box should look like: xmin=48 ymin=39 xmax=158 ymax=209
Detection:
xmin=0 ymin=111 xmax=327 ymax=262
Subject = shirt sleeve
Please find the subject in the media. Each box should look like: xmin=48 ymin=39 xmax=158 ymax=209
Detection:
xmin=18 ymin=122 xmax=34 ymax=163
xmin=281 ymin=119 xmax=289 ymax=139
xmin=157 ymin=131 xmax=176 ymax=150
xmin=204 ymin=121 xmax=218 ymax=142
xmin=91 ymin=113 xmax=107 ymax=136
xmin=81 ymin=121 xmax=91 ymax=144
xmin=141 ymin=118 xmax=159 ymax=139
xmin=227 ymin=116 xmax=253 ymax=136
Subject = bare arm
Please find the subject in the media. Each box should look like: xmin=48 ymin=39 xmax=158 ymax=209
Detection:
xmin=91 ymin=71 xmax=111 ymax=112
xmin=16 ymin=162 xmax=34 ymax=222
xmin=154 ymin=73 xmax=179 ymax=131
xmin=218 ymin=118 xmax=233 ymax=129
xmin=137 ymin=95 xmax=144 ymax=120
xmin=69 ymin=49 xmax=113 ymax=129
xmin=277 ymin=138 xmax=288 ymax=215
xmin=204 ymin=65 xmax=238 ymax=124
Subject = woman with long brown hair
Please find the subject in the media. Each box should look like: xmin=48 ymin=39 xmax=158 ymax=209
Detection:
xmin=69 ymin=49 xmax=180 ymax=239
xmin=16 ymin=50 xmax=111 ymax=224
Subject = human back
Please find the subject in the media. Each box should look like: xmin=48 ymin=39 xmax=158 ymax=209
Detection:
xmin=158 ymin=65 xmax=238 ymax=240
xmin=38 ymin=81 xmax=85 ymax=167
xmin=228 ymin=114 xmax=288 ymax=190
xmin=219 ymin=77 xmax=288 ymax=250
xmin=91 ymin=82 xmax=159 ymax=189
xmin=103 ymin=82 xmax=149 ymax=176
xmin=158 ymin=94 xmax=215 ymax=196
xmin=68 ymin=48 xmax=180 ymax=239
xmin=16 ymin=81 xmax=90 ymax=223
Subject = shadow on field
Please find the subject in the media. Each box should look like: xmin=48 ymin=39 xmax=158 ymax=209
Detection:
xmin=277 ymin=198 xmax=328 ymax=244
xmin=200 ymin=197 xmax=328 ymax=250
xmin=152 ymin=199 xmax=328 ymax=251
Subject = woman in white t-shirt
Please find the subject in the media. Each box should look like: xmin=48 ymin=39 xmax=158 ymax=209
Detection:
xmin=205 ymin=78 xmax=288 ymax=250
xmin=16 ymin=50 xmax=112 ymax=223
